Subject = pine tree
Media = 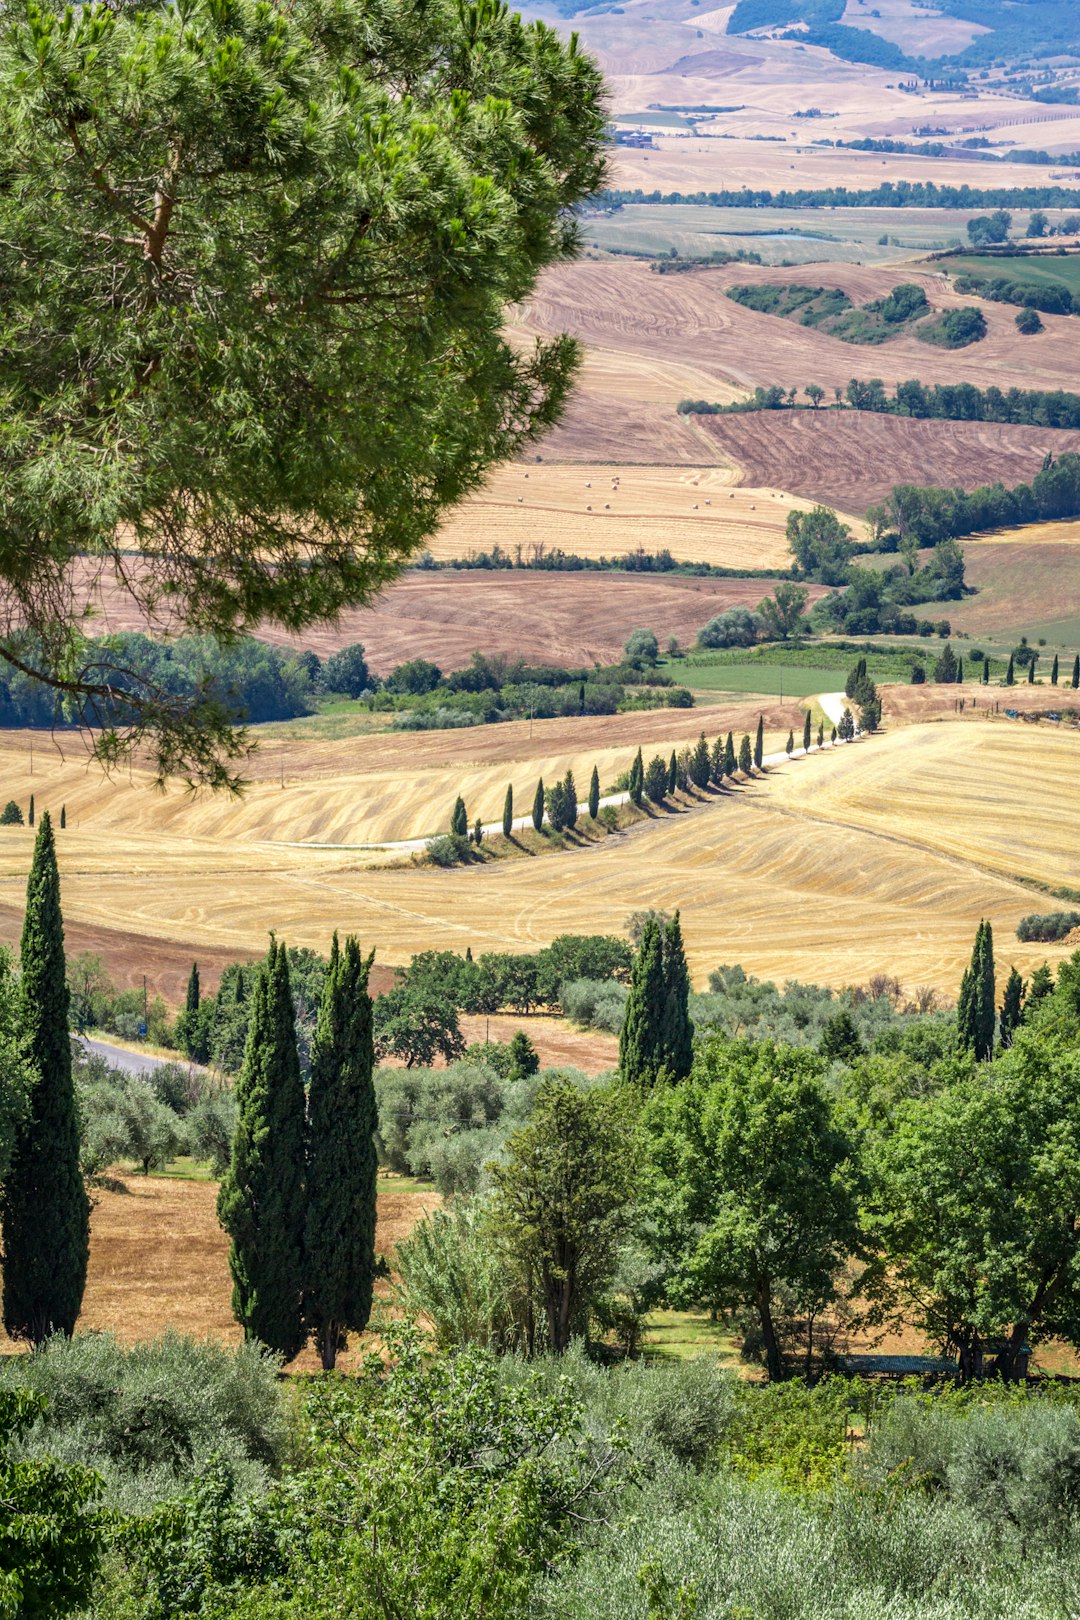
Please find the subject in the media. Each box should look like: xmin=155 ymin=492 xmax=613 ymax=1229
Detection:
xmin=1006 ymin=653 xmax=1015 ymax=686
xmin=817 ymin=721 xmax=824 ymax=748
xmin=2 ymin=813 xmax=88 ymax=1342
xmin=957 ymin=920 xmax=996 ymax=1062
xmin=1073 ymin=654 xmax=1080 ymax=689
xmin=710 ymin=735 xmax=724 ymax=786
xmin=27 ymin=794 xmax=33 ymax=828
xmin=738 ymin=734 xmax=753 ymax=774
xmin=628 ymin=748 xmax=644 ymax=808
xmin=502 ymin=784 xmax=513 ymax=840
xmin=185 ymin=962 xmax=201 ymax=1015
xmin=450 ymin=796 xmax=468 ymax=838
xmin=668 ymin=751 xmax=678 ymax=795
xmin=1051 ymin=654 xmax=1059 ymax=686
xmin=724 ymin=732 xmax=736 ymax=777
xmin=785 ymin=730 xmax=794 ymax=755
xmin=618 ymin=917 xmax=665 ymax=1089
xmin=217 ymin=939 xmax=306 ymax=1359
xmin=803 ymin=711 xmax=811 ymax=752
xmin=59 ymin=805 xmax=66 ymax=829
xmin=661 ymin=913 xmax=693 ymax=1083
xmin=563 ymin=769 xmax=578 ymax=829
xmin=588 ymin=766 xmax=600 ymax=821
xmin=532 ymin=778 xmax=544 ymax=833
xmin=305 ymin=934 xmax=377 ymax=1371
xmin=999 ymin=967 xmax=1024 ymax=1050
xmin=754 ymin=715 xmax=764 ymax=770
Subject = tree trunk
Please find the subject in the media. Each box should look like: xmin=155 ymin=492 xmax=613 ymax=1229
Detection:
xmin=756 ymin=1282 xmax=783 ymax=1382
xmin=319 ymin=1318 xmax=338 ymax=1372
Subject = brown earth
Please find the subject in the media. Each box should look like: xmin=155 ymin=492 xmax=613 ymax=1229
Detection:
xmin=458 ymin=1013 xmax=619 ymax=1076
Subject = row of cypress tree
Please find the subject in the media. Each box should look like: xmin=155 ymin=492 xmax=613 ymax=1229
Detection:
xmin=957 ymin=920 xmax=1034 ymax=1061
xmin=217 ymin=932 xmax=378 ymax=1368
xmin=618 ymin=912 xmax=693 ymax=1087
xmin=454 ymin=765 xmax=605 ymax=843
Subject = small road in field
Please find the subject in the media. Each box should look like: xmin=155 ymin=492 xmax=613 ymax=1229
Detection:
xmin=80 ymin=1037 xmax=200 ymax=1078
xmin=269 ymin=692 xmax=860 ymax=856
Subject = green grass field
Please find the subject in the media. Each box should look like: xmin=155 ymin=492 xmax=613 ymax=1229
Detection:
xmin=642 ymin=1307 xmax=742 ymax=1364
xmin=586 ymin=205 xmax=988 ymax=265
xmin=679 ymin=662 xmax=846 ymax=697
xmin=940 ymin=251 xmax=1080 ymax=293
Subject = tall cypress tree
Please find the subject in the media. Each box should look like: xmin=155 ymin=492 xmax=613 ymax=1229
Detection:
xmin=27 ymin=794 xmax=33 ymax=828
xmin=2 ymin=813 xmax=88 ymax=1342
xmin=817 ymin=721 xmax=824 ymax=747
xmin=690 ymin=732 xmax=710 ymax=790
xmin=785 ymin=730 xmax=794 ymax=755
xmin=738 ymin=734 xmax=752 ymax=774
xmin=217 ymin=939 xmax=306 ymax=1359
xmin=451 ymin=796 xmax=468 ymax=837
xmin=502 ymin=784 xmax=513 ymax=839
xmin=628 ymin=747 xmax=644 ymax=808
xmin=724 ymin=732 xmax=736 ymax=777
xmin=803 ymin=711 xmax=811 ymax=752
xmin=185 ymin=961 xmax=200 ymax=1015
xmin=1051 ymin=654 xmax=1059 ymax=686
xmin=588 ymin=765 xmax=600 ymax=820
xmin=1073 ymin=654 xmax=1080 ymax=689
xmin=563 ymin=769 xmax=578 ymax=829
xmin=59 ymin=804 xmax=66 ymax=829
xmin=999 ymin=967 xmax=1024 ymax=1050
xmin=661 ymin=913 xmax=693 ymax=1083
xmin=305 ymin=934 xmax=377 ymax=1371
xmin=982 ymin=659 xmax=989 ymax=685
xmin=618 ymin=917 xmax=665 ymax=1089
xmin=957 ymin=921 xmax=996 ymax=1063
xmin=754 ymin=715 xmax=764 ymax=770
xmin=667 ymin=751 xmax=678 ymax=795
xmin=1006 ymin=654 xmax=1015 ymax=686
xmin=1027 ymin=656 xmax=1036 ymax=685
xmin=532 ymin=778 xmax=544 ymax=833
xmin=710 ymin=735 xmax=724 ymax=786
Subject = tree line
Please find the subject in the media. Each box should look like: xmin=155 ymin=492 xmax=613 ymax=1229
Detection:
xmin=865 ymin=451 xmax=1080 ymax=546
xmin=681 ymin=377 xmax=1080 ymax=431
xmin=596 ymin=179 xmax=1080 ymax=211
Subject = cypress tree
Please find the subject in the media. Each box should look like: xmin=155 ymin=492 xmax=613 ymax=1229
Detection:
xmin=305 ymin=934 xmax=377 ymax=1371
xmin=803 ymin=711 xmax=811 ymax=752
xmin=502 ymin=784 xmax=514 ymax=839
xmin=588 ymin=766 xmax=600 ymax=821
xmin=186 ymin=961 xmax=201 ymax=1014
xmin=724 ymin=732 xmax=736 ymax=777
xmin=982 ymin=659 xmax=989 ymax=685
xmin=999 ymin=967 xmax=1024 ymax=1050
xmin=738 ymin=734 xmax=753 ymax=774
xmin=1027 ymin=656 xmax=1036 ymax=684
xmin=661 ymin=912 xmax=693 ymax=1083
xmin=532 ymin=778 xmax=544 ymax=833
xmin=473 ymin=817 xmax=483 ymax=846
xmin=667 ymin=751 xmax=678 ymax=795
xmin=690 ymin=732 xmax=710 ymax=790
xmin=564 ymin=769 xmax=578 ymax=830
xmin=59 ymin=805 xmax=66 ymax=829
xmin=628 ymin=748 xmax=644 ymax=808
xmin=1073 ymin=654 xmax=1080 ymax=689
xmin=1051 ymin=654 xmax=1059 ymax=686
xmin=957 ymin=921 xmax=996 ymax=1063
xmin=830 ymin=726 xmax=837 ymax=743
xmin=957 ymin=658 xmax=963 ymax=684
xmin=785 ymin=730 xmax=794 ymax=755
xmin=753 ymin=715 xmax=764 ymax=770
xmin=1006 ymin=654 xmax=1015 ymax=686
xmin=450 ymin=796 xmax=468 ymax=838
xmin=27 ymin=794 xmax=33 ymax=828
xmin=817 ymin=721 xmax=824 ymax=748
xmin=710 ymin=735 xmax=724 ymax=786
xmin=2 ymin=813 xmax=89 ymax=1342
xmin=217 ymin=939 xmax=306 ymax=1359
xmin=618 ymin=916 xmax=665 ymax=1089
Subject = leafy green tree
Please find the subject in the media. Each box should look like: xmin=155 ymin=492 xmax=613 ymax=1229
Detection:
xmin=803 ymin=711 xmax=812 ymax=752
xmin=451 ymin=796 xmax=468 ymax=838
xmin=0 ymin=1388 xmax=101 ymax=1619
xmin=786 ymin=505 xmax=853 ymax=584
xmin=999 ymin=966 xmax=1025 ymax=1049
xmin=757 ymin=582 xmax=808 ymax=640
xmin=806 ymin=383 xmax=825 ymax=408
xmin=689 ymin=732 xmax=711 ymax=790
xmin=0 ymin=802 xmax=22 ymax=826
xmin=738 ymin=734 xmax=753 ymax=774
xmin=661 ymin=914 xmax=693 ymax=1084
xmin=373 ymin=983 xmax=466 ymax=1070
xmin=0 ymin=0 xmax=606 ymax=785
xmin=502 ymin=784 xmax=514 ymax=840
xmin=532 ymin=779 xmax=545 ymax=834
xmin=2 ymin=813 xmax=88 ymax=1343
xmin=642 ymin=1039 xmax=860 ymax=1381
xmin=618 ymin=917 xmax=666 ymax=1089
xmin=644 ymin=755 xmax=669 ymax=805
xmin=322 ymin=644 xmax=371 ymax=698
xmin=490 ymin=1079 xmax=635 ymax=1353
xmin=628 ymin=748 xmax=644 ymax=809
xmin=957 ymin=919 xmax=996 ymax=1061
xmin=217 ymin=939 xmax=306 ymax=1359
xmin=587 ymin=766 xmax=600 ymax=821
xmin=754 ymin=715 xmax=764 ymax=770
xmin=724 ymin=732 xmax=736 ymax=777
xmin=185 ymin=962 xmax=200 ymax=1016
xmin=624 ymin=628 xmax=660 ymax=666
xmin=305 ymin=935 xmax=377 ymax=1371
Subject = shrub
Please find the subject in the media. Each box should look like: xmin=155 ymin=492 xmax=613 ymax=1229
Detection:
xmin=1016 ymin=306 xmax=1044 ymax=334
xmin=425 ymin=833 xmax=472 ymax=867
xmin=1016 ymin=910 xmax=1080 ymax=942
xmin=0 ymin=800 xmax=22 ymax=825
xmin=560 ymin=978 xmax=629 ymax=1034
xmin=697 ymin=607 xmax=763 ymax=648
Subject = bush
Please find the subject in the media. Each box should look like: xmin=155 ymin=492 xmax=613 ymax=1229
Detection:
xmin=697 ymin=607 xmax=763 ymax=648
xmin=1016 ymin=306 xmax=1044 ymax=334
xmin=426 ymin=833 xmax=472 ymax=867
xmin=1016 ymin=910 xmax=1080 ymax=942
xmin=0 ymin=800 xmax=22 ymax=825
xmin=0 ymin=1333 xmax=292 ymax=1512
xmin=560 ymin=978 xmax=629 ymax=1034
xmin=918 ymin=306 xmax=988 ymax=348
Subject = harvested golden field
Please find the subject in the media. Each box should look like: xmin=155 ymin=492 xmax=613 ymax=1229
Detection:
xmin=430 ymin=461 xmax=851 ymax=569
xmin=0 ymin=1175 xmax=437 ymax=1371
xmin=0 ymin=710 xmax=1073 ymax=999
xmin=950 ymin=539 xmax=1080 ymax=639
xmin=697 ymin=411 xmax=1080 ymax=515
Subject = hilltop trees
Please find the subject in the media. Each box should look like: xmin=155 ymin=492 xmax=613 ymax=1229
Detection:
xmin=305 ymin=936 xmax=377 ymax=1371
xmin=619 ymin=913 xmax=693 ymax=1087
xmin=217 ymin=940 xmax=307 ymax=1360
xmin=957 ymin=920 xmax=996 ymax=1062
xmin=0 ymin=0 xmax=607 ymax=784
xmin=2 ymin=814 xmax=88 ymax=1342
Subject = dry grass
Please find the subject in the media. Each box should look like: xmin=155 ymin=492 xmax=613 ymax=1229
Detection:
xmin=0 ymin=1174 xmax=439 ymax=1372
xmin=0 ymin=708 xmax=1074 ymax=999
xmin=953 ymin=540 xmax=1080 ymax=638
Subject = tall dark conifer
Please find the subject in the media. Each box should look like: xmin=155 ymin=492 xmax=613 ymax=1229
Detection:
xmin=739 ymin=734 xmax=753 ymax=774
xmin=532 ymin=778 xmax=545 ymax=833
xmin=1051 ymin=654 xmax=1059 ymax=686
xmin=628 ymin=748 xmax=644 ymax=808
xmin=999 ymin=967 xmax=1024 ymax=1050
xmin=59 ymin=805 xmax=66 ymax=829
xmin=667 ymin=751 xmax=678 ymax=795
xmin=957 ymin=920 xmax=996 ymax=1063
xmin=217 ymin=939 xmax=306 ymax=1359
xmin=1006 ymin=654 xmax=1015 ymax=686
xmin=563 ymin=769 xmax=578 ymax=829
xmin=588 ymin=766 xmax=600 ymax=821
xmin=803 ymin=711 xmax=811 ymax=752
xmin=502 ymin=784 xmax=513 ymax=840
xmin=451 ymin=796 xmax=468 ymax=838
xmin=724 ymin=732 xmax=735 ymax=777
xmin=27 ymin=795 xmax=33 ymax=828
xmin=2 ymin=813 xmax=88 ymax=1342
xmin=754 ymin=715 xmax=764 ymax=770
xmin=661 ymin=913 xmax=693 ymax=1082
xmin=185 ymin=961 xmax=201 ymax=1015
xmin=618 ymin=917 xmax=665 ymax=1089
xmin=710 ymin=735 xmax=724 ymax=786
xmin=1073 ymin=654 xmax=1080 ymax=689
xmin=305 ymin=935 xmax=377 ymax=1371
